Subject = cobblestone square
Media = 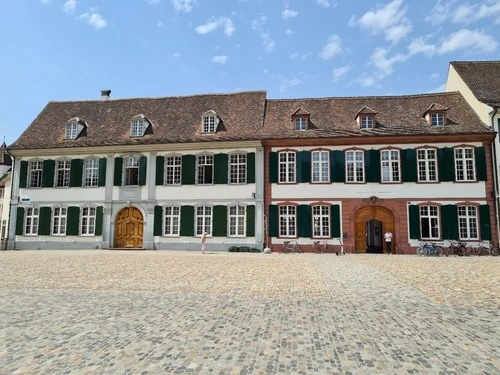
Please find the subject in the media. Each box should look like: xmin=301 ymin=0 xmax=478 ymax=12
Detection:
xmin=1 ymin=251 xmax=499 ymax=374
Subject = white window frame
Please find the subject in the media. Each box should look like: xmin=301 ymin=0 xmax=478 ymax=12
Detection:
xmin=278 ymin=151 xmax=296 ymax=183
xmin=164 ymin=206 xmax=180 ymax=236
xmin=311 ymin=150 xmax=329 ymax=183
xmin=55 ymin=159 xmax=71 ymax=188
xmin=229 ymin=153 xmax=247 ymax=184
xmin=312 ymin=205 xmax=330 ymax=238
xmin=81 ymin=206 xmax=96 ymax=236
xmin=419 ymin=205 xmax=440 ymax=240
xmin=197 ymin=154 xmax=214 ymax=185
xmin=228 ymin=205 xmax=246 ymax=237
xmin=28 ymin=160 xmax=43 ymax=188
xmin=83 ymin=158 xmax=99 ymax=187
xmin=458 ymin=205 xmax=479 ymax=240
xmin=279 ymin=205 xmax=296 ymax=237
xmin=24 ymin=207 xmax=39 ymax=235
xmin=381 ymin=150 xmax=401 ymax=183
xmin=131 ymin=119 xmax=145 ymax=137
xmin=65 ymin=123 xmax=78 ymax=139
xmin=52 ymin=206 xmax=67 ymax=236
xmin=196 ymin=205 xmax=212 ymax=236
xmin=202 ymin=115 xmax=217 ymax=133
xmin=431 ymin=113 xmax=445 ymax=126
xmin=345 ymin=150 xmax=364 ymax=183
xmin=360 ymin=116 xmax=374 ymax=129
xmin=454 ymin=147 xmax=476 ymax=182
xmin=165 ymin=155 xmax=182 ymax=185
xmin=124 ymin=156 xmax=140 ymax=186
xmin=294 ymin=117 xmax=307 ymax=130
xmin=417 ymin=148 xmax=438 ymax=182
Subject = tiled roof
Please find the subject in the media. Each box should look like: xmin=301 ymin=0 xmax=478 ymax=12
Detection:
xmin=451 ymin=61 xmax=500 ymax=106
xmin=9 ymin=91 xmax=267 ymax=150
xmin=261 ymin=92 xmax=492 ymax=139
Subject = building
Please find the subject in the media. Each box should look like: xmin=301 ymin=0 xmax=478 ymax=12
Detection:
xmin=0 ymin=141 xmax=12 ymax=248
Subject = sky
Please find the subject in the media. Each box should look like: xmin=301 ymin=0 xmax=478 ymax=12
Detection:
xmin=1 ymin=0 xmax=500 ymax=146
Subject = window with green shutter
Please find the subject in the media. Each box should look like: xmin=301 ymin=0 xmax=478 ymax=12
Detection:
xmin=298 ymin=205 xmax=312 ymax=238
xmin=42 ymin=160 xmax=55 ymax=188
xmin=297 ymin=151 xmax=311 ymax=183
xmin=213 ymin=205 xmax=227 ymax=236
xmin=154 ymin=205 xmax=163 ymax=236
xmin=480 ymin=205 xmax=491 ymax=240
xmin=19 ymin=161 xmax=28 ymax=189
xmin=365 ymin=149 xmax=380 ymax=183
xmin=331 ymin=204 xmax=341 ymax=237
xmin=95 ymin=206 xmax=103 ymax=236
xmin=401 ymin=149 xmax=417 ymax=182
xmin=181 ymin=155 xmax=195 ymax=185
xmin=70 ymin=159 xmax=83 ymax=187
xmin=475 ymin=147 xmax=487 ymax=181
xmin=408 ymin=205 xmax=420 ymax=239
xmin=268 ymin=204 xmax=278 ymax=237
xmin=269 ymin=152 xmax=278 ymax=183
xmin=247 ymin=152 xmax=255 ymax=184
xmin=214 ymin=154 xmax=228 ymax=184
xmin=246 ymin=205 xmax=255 ymax=237
xmin=180 ymin=206 xmax=194 ymax=236
xmin=156 ymin=156 xmax=165 ymax=186
xmin=114 ymin=157 xmax=123 ymax=186
xmin=441 ymin=205 xmax=458 ymax=240
xmin=98 ymin=158 xmax=107 ymax=187
xmin=438 ymin=148 xmax=454 ymax=182
xmin=66 ymin=206 xmax=80 ymax=235
xmin=331 ymin=151 xmax=345 ymax=182
xmin=16 ymin=207 xmax=24 ymax=235
xmin=38 ymin=206 xmax=52 ymax=235
xmin=139 ymin=156 xmax=147 ymax=186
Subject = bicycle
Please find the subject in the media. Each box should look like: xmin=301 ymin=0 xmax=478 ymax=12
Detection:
xmin=312 ymin=240 xmax=334 ymax=254
xmin=282 ymin=240 xmax=303 ymax=254
xmin=468 ymin=241 xmax=500 ymax=256
xmin=445 ymin=241 xmax=466 ymax=257
xmin=417 ymin=242 xmax=443 ymax=256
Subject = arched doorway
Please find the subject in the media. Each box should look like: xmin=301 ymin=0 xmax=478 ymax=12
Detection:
xmin=354 ymin=206 xmax=394 ymax=253
xmin=114 ymin=207 xmax=144 ymax=249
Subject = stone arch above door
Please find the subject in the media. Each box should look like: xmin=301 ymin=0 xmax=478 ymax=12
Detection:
xmin=354 ymin=205 xmax=394 ymax=253
xmin=114 ymin=206 xmax=144 ymax=249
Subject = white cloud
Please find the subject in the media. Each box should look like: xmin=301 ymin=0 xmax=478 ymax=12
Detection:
xmin=78 ymin=13 xmax=107 ymax=30
xmin=211 ymin=55 xmax=228 ymax=64
xmin=370 ymin=47 xmax=408 ymax=76
xmin=278 ymin=77 xmax=301 ymax=92
xmin=332 ymin=65 xmax=350 ymax=82
xmin=426 ymin=0 xmax=500 ymax=25
xmin=285 ymin=28 xmax=293 ymax=36
xmin=171 ymin=0 xmax=195 ymax=13
xmin=312 ymin=0 xmax=330 ymax=7
xmin=356 ymin=74 xmax=376 ymax=87
xmin=319 ymin=34 xmax=342 ymax=60
xmin=430 ymin=73 xmax=440 ymax=79
xmin=63 ymin=0 xmax=77 ymax=14
xmin=407 ymin=37 xmax=437 ymax=57
xmin=252 ymin=16 xmax=276 ymax=53
xmin=439 ymin=29 xmax=497 ymax=54
xmin=282 ymin=8 xmax=298 ymax=20
xmin=195 ymin=17 xmax=235 ymax=36
xmin=427 ymin=84 xmax=446 ymax=93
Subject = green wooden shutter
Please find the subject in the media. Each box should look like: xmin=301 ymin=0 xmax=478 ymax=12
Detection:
xmin=98 ymin=158 xmax=107 ymax=187
xmin=438 ymin=148 xmax=454 ymax=182
xmin=475 ymin=147 xmax=487 ymax=181
xmin=181 ymin=155 xmax=195 ymax=185
xmin=70 ymin=159 xmax=83 ymax=187
xmin=214 ymin=154 xmax=228 ymax=184
xmin=441 ymin=205 xmax=458 ymax=240
xmin=114 ymin=157 xmax=123 ymax=186
xmin=16 ymin=207 xmax=24 ymax=235
xmin=247 ymin=152 xmax=255 ymax=184
xmin=408 ymin=205 xmax=420 ymax=240
xmin=480 ymin=204 xmax=491 ymax=240
xmin=365 ymin=150 xmax=380 ymax=183
xmin=154 ymin=205 xmax=163 ymax=236
xmin=156 ymin=156 xmax=165 ymax=186
xmin=180 ymin=206 xmax=194 ymax=236
xmin=95 ymin=206 xmax=103 ymax=236
xmin=38 ymin=207 xmax=51 ymax=235
xmin=19 ymin=161 xmax=28 ymax=188
xmin=66 ymin=206 xmax=80 ymax=235
xmin=42 ymin=160 xmax=55 ymax=188
xmin=331 ymin=151 xmax=345 ymax=182
xmin=269 ymin=152 xmax=278 ymax=183
xmin=297 ymin=151 xmax=311 ymax=183
xmin=139 ymin=156 xmax=147 ymax=186
xmin=268 ymin=204 xmax=278 ymax=237
xmin=246 ymin=205 xmax=255 ymax=237
xmin=298 ymin=205 xmax=312 ymax=238
xmin=213 ymin=205 xmax=227 ymax=236
xmin=401 ymin=149 xmax=417 ymax=182
xmin=331 ymin=204 xmax=341 ymax=238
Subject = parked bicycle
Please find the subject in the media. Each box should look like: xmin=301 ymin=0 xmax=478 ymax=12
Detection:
xmin=466 ymin=241 xmax=500 ymax=256
xmin=312 ymin=240 xmax=334 ymax=254
xmin=417 ymin=242 xmax=443 ymax=256
xmin=282 ymin=240 xmax=303 ymax=254
xmin=445 ymin=241 xmax=466 ymax=257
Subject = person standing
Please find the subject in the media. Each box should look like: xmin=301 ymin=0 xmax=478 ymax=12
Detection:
xmin=384 ymin=230 xmax=393 ymax=254
xmin=201 ymin=232 xmax=207 ymax=254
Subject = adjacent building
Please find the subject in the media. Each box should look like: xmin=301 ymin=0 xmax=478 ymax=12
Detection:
xmin=0 ymin=141 xmax=12 ymax=248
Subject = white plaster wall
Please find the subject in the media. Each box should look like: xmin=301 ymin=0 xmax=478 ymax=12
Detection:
xmin=156 ymin=184 xmax=255 ymax=201
xmin=20 ymin=187 xmax=106 ymax=203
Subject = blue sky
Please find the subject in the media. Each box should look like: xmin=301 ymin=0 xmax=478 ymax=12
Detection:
xmin=1 ymin=0 xmax=499 ymax=145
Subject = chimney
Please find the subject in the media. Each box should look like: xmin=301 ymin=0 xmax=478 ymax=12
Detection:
xmin=101 ymin=90 xmax=111 ymax=100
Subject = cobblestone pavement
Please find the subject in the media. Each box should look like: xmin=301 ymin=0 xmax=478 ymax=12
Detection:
xmin=0 ymin=251 xmax=499 ymax=375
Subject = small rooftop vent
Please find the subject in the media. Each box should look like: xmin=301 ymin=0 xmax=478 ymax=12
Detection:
xmin=101 ymin=90 xmax=111 ymax=100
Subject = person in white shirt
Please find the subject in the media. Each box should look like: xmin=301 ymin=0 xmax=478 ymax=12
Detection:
xmin=384 ymin=230 xmax=393 ymax=254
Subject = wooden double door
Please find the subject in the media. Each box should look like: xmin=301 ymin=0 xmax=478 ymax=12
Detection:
xmin=114 ymin=207 xmax=143 ymax=249
xmin=354 ymin=206 xmax=394 ymax=253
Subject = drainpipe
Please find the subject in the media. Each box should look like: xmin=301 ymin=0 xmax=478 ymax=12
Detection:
xmin=490 ymin=106 xmax=499 ymax=243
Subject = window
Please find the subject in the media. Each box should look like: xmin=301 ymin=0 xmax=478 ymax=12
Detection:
xmin=28 ymin=161 xmax=43 ymax=188
xmin=66 ymin=123 xmax=78 ymax=139
xmin=229 ymin=153 xmax=247 ymax=184
xmin=312 ymin=205 xmax=330 ymax=238
xmin=294 ymin=117 xmax=307 ymax=130
xmin=202 ymin=115 xmax=216 ymax=133
xmin=346 ymin=150 xmax=364 ymax=183
xmin=381 ymin=150 xmax=400 ymax=183
xmin=124 ymin=157 xmax=140 ymax=186
xmin=164 ymin=206 xmax=180 ymax=236
xmin=279 ymin=205 xmax=296 ymax=237
xmin=417 ymin=149 xmax=438 ymax=182
xmin=279 ymin=151 xmax=296 ymax=183
xmin=165 ymin=156 xmax=182 ymax=185
xmin=455 ymin=147 xmax=475 ymax=181
xmin=431 ymin=113 xmax=445 ymax=126
xmin=197 ymin=155 xmax=214 ymax=185
xmin=420 ymin=205 xmax=440 ymax=239
xmin=312 ymin=151 xmax=329 ymax=183
xmin=131 ymin=119 xmax=145 ymax=137
xmin=228 ymin=205 xmax=246 ymax=237
xmin=83 ymin=158 xmax=99 ymax=187
xmin=458 ymin=205 xmax=478 ymax=240
xmin=360 ymin=116 xmax=374 ymax=129
xmin=52 ymin=207 xmax=67 ymax=235
xmin=55 ymin=160 xmax=71 ymax=188
xmin=81 ymin=206 xmax=96 ymax=235
xmin=24 ymin=207 xmax=39 ymax=235
xmin=196 ymin=206 xmax=212 ymax=236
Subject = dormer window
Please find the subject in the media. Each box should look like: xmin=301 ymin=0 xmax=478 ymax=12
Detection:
xmin=423 ymin=103 xmax=448 ymax=126
xmin=202 ymin=110 xmax=219 ymax=133
xmin=65 ymin=117 xmax=86 ymax=140
xmin=65 ymin=123 xmax=78 ymax=139
xmin=360 ymin=116 xmax=374 ymax=129
xmin=431 ymin=113 xmax=445 ymax=126
xmin=295 ymin=117 xmax=307 ymax=130
xmin=292 ymin=108 xmax=310 ymax=131
xmin=355 ymin=107 xmax=377 ymax=129
xmin=130 ymin=114 xmax=150 ymax=137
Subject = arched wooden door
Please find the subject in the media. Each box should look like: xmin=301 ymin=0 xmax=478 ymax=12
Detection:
xmin=114 ymin=207 xmax=144 ymax=249
xmin=354 ymin=206 xmax=394 ymax=253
